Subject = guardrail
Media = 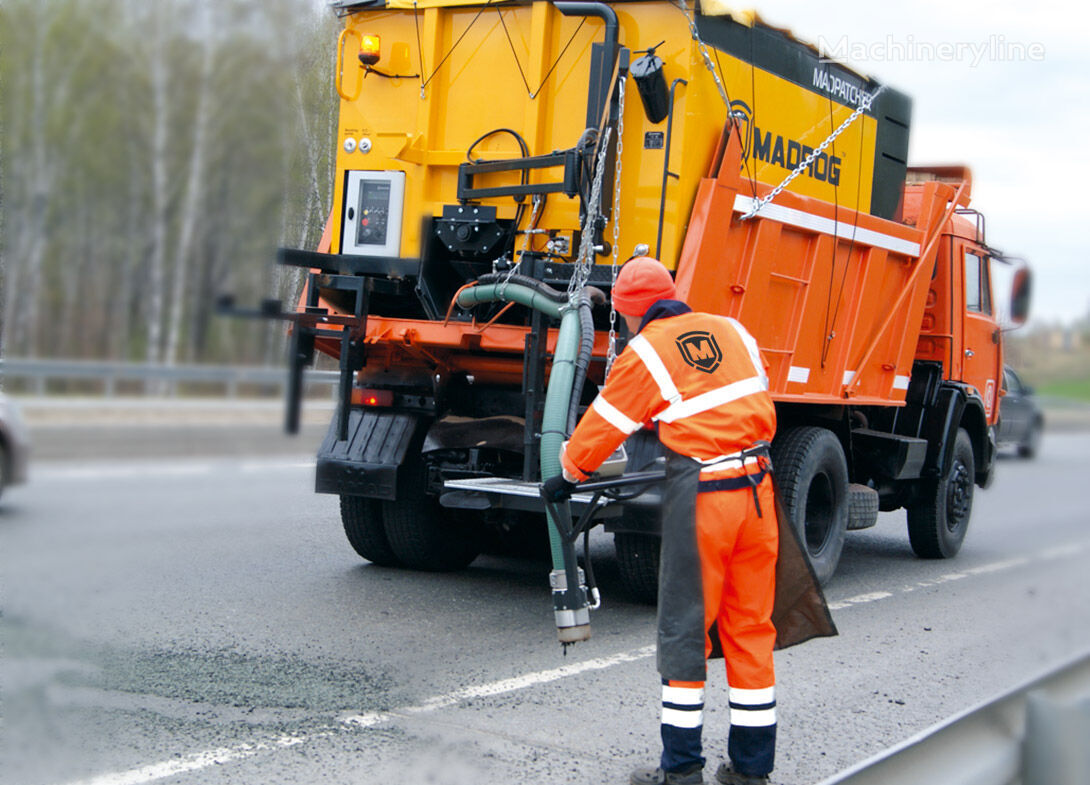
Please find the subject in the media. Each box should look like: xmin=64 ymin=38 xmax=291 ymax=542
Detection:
xmin=0 ymin=357 xmax=340 ymax=398
xmin=818 ymin=649 xmax=1090 ymax=785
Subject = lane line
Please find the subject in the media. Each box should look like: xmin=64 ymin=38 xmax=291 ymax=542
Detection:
xmin=34 ymin=459 xmax=314 ymax=482
xmin=60 ymin=646 xmax=655 ymax=785
xmin=827 ymin=541 xmax=1090 ymax=611
xmin=35 ymin=465 xmax=215 ymax=481
xmin=827 ymin=591 xmax=892 ymax=611
xmin=65 ymin=735 xmax=318 ymax=785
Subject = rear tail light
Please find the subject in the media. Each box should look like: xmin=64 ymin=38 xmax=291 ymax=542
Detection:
xmin=352 ymin=388 xmax=394 ymax=407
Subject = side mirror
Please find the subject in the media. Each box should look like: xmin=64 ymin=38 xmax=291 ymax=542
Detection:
xmin=1009 ymin=266 xmax=1032 ymax=326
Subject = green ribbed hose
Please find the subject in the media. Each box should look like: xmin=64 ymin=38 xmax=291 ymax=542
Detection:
xmin=456 ymin=284 xmax=563 ymax=321
xmin=456 ymin=282 xmax=591 ymax=643
xmin=455 ymin=282 xmax=577 ymax=569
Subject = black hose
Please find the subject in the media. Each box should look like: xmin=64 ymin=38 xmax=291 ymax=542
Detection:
xmin=474 ymin=273 xmax=569 ymax=303
xmin=582 ymin=526 xmax=598 ymax=597
xmin=567 ymin=292 xmax=596 ymax=433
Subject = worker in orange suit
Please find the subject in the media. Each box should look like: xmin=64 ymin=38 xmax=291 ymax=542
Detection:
xmin=544 ymin=257 xmax=779 ymax=785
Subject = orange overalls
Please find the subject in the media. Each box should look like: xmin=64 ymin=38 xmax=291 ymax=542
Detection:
xmin=561 ymin=300 xmax=778 ymax=777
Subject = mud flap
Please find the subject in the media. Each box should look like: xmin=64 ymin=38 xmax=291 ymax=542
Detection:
xmin=315 ymin=409 xmax=422 ymax=500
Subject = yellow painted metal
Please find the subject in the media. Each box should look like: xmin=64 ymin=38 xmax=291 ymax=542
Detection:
xmin=329 ymin=1 xmax=881 ymax=269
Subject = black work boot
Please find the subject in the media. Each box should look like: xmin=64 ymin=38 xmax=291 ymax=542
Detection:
xmin=630 ymin=764 xmax=704 ymax=785
xmin=714 ymin=763 xmax=768 ymax=785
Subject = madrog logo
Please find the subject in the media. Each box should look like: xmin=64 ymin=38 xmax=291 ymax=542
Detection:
xmin=677 ymin=331 xmax=723 ymax=374
xmin=729 ymin=98 xmax=842 ymax=185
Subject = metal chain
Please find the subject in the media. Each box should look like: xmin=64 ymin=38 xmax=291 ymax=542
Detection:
xmin=677 ymin=0 xmax=730 ymax=109
xmin=569 ymin=126 xmax=612 ymax=298
xmin=606 ymin=75 xmax=626 ymax=374
xmin=496 ymin=195 xmax=543 ymax=300
xmin=740 ymin=84 xmax=886 ymax=220
xmin=676 ymin=0 xmax=886 ymax=223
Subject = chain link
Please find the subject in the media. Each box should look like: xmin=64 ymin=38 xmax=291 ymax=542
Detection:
xmin=740 ymin=84 xmax=886 ymax=220
xmin=677 ymin=0 xmax=730 ymax=109
xmin=569 ymin=126 xmax=612 ymax=298
xmin=676 ymin=0 xmax=886 ymax=222
xmin=606 ymin=74 xmax=626 ymax=374
xmin=496 ymin=195 xmax=543 ymax=300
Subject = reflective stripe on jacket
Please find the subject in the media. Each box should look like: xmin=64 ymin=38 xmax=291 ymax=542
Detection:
xmin=562 ymin=306 xmax=776 ymax=481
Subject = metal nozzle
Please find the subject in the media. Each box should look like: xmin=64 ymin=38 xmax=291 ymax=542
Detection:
xmin=550 ymin=568 xmax=592 ymax=644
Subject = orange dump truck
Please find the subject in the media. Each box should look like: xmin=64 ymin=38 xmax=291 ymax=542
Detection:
xmin=271 ymin=0 xmax=1030 ymax=615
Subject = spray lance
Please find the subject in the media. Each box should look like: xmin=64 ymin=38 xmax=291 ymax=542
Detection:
xmin=454 ymin=277 xmax=599 ymax=647
xmin=455 ymin=276 xmax=667 ymax=650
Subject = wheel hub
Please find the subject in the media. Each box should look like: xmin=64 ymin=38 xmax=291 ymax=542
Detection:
xmin=946 ymin=461 xmax=972 ymax=530
xmin=804 ymin=472 xmax=835 ymax=554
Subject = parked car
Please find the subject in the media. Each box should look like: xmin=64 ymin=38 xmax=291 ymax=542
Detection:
xmin=997 ymin=366 xmax=1044 ymax=459
xmin=0 ymin=393 xmax=30 ymax=498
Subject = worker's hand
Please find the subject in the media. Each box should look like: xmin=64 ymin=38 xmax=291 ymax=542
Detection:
xmin=542 ymin=474 xmax=577 ymax=502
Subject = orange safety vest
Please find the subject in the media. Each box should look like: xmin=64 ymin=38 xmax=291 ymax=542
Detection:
xmin=562 ymin=309 xmax=776 ymax=480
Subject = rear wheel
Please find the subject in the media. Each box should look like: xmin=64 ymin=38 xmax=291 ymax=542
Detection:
xmin=907 ymin=428 xmax=974 ymax=558
xmin=772 ymin=426 xmax=849 ymax=585
xmin=614 ymin=531 xmax=660 ymax=604
xmin=382 ymin=455 xmax=480 ymax=571
xmin=340 ymin=495 xmax=401 ymax=567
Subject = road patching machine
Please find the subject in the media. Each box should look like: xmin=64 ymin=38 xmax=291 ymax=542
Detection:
xmin=229 ymin=0 xmax=1031 ymax=645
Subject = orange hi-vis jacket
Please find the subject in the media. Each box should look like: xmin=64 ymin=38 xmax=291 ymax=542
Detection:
xmin=561 ymin=308 xmax=776 ymax=481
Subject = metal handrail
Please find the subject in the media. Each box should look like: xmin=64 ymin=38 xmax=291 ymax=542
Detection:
xmin=0 ymin=357 xmax=339 ymax=397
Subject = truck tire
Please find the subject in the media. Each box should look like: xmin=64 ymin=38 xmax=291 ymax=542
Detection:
xmin=847 ymin=483 xmax=880 ymax=531
xmin=907 ymin=427 xmax=974 ymax=559
xmin=772 ymin=426 xmax=849 ymax=584
xmin=340 ymin=495 xmax=401 ymax=567
xmin=382 ymin=456 xmax=480 ymax=571
xmin=614 ymin=532 xmax=660 ymax=604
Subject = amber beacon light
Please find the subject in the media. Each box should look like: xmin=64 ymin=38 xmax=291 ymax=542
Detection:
xmin=358 ymin=34 xmax=381 ymax=66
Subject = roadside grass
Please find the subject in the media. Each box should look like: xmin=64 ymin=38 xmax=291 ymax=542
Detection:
xmin=1038 ymin=378 xmax=1090 ymax=402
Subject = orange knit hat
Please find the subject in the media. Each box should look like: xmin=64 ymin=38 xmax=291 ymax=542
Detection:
xmin=611 ymin=256 xmax=677 ymax=317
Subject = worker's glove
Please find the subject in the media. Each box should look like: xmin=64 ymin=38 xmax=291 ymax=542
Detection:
xmin=542 ymin=474 xmax=577 ymax=503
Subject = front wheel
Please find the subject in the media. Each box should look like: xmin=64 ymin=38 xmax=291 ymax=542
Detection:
xmin=907 ymin=428 xmax=975 ymax=558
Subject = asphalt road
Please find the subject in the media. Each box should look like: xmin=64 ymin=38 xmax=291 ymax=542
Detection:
xmin=3 ymin=429 xmax=1090 ymax=785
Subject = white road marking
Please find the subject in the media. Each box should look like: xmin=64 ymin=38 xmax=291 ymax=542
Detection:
xmin=36 ymin=465 xmax=215 ymax=481
xmin=1038 ymin=542 xmax=1088 ymax=560
xmin=65 ymin=734 xmax=317 ymax=785
xmin=34 ymin=459 xmax=314 ymax=482
xmin=964 ymin=557 xmax=1029 ymax=575
xmin=59 ymin=646 xmax=656 ymax=785
xmin=240 ymin=460 xmax=315 ymax=473
xmin=388 ymin=644 xmax=656 ymax=717
xmin=828 ymin=542 xmax=1090 ymax=612
xmin=827 ymin=591 xmax=892 ymax=611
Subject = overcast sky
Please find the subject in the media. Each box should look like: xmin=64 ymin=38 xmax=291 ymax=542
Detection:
xmin=750 ymin=0 xmax=1090 ymax=326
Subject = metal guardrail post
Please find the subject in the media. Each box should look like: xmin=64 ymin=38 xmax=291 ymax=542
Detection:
xmin=1022 ymin=690 xmax=1090 ymax=785
xmin=817 ymin=650 xmax=1090 ymax=785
